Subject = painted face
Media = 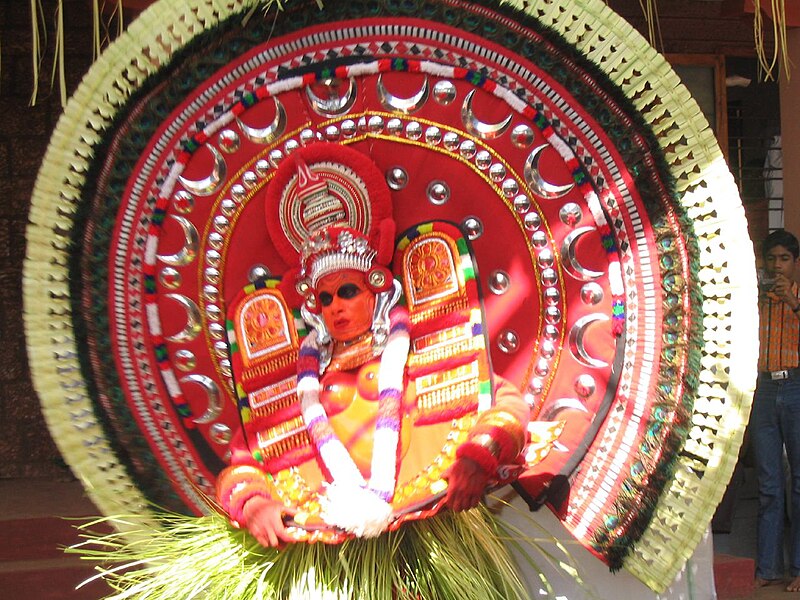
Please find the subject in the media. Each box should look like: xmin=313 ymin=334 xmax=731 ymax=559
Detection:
xmin=316 ymin=270 xmax=376 ymax=342
xmin=764 ymin=244 xmax=799 ymax=279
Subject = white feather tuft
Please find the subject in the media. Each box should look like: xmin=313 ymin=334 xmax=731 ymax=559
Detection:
xmin=319 ymin=483 xmax=393 ymax=538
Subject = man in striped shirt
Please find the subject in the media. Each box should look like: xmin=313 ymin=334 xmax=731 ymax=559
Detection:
xmin=753 ymin=229 xmax=800 ymax=591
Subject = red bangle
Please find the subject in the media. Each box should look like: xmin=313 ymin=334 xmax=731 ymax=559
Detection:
xmin=456 ymin=441 xmax=499 ymax=476
xmin=469 ymin=423 xmax=521 ymax=464
xmin=216 ymin=465 xmax=273 ymax=524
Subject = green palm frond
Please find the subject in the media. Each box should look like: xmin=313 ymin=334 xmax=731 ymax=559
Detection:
xmin=68 ymin=500 xmax=586 ymax=600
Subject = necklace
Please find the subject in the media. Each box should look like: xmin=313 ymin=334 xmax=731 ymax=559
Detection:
xmin=297 ymin=306 xmax=410 ymax=537
xmin=326 ymin=332 xmax=378 ymax=373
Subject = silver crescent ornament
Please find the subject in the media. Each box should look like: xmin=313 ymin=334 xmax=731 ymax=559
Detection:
xmin=180 ymin=374 xmax=223 ymax=424
xmin=163 ymin=293 xmax=203 ymax=343
xmin=561 ymin=226 xmax=605 ymax=280
xmin=306 ymin=78 xmax=358 ymax=117
xmin=237 ymin=97 xmax=287 ymax=145
xmin=538 ymin=398 xmax=590 ymax=420
xmin=376 ymin=74 xmax=429 ymax=114
xmin=461 ymin=89 xmax=512 ymax=139
xmin=178 ymin=145 xmax=227 ymax=196
xmin=524 ymin=143 xmax=575 ymax=199
xmin=156 ymin=215 xmax=199 ymax=267
xmin=568 ymin=313 xmax=610 ymax=368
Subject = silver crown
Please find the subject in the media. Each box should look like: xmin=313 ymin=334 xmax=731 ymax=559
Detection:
xmin=304 ymin=229 xmax=377 ymax=286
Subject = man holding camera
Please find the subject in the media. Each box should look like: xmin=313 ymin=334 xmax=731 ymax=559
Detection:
xmin=754 ymin=229 xmax=800 ymax=591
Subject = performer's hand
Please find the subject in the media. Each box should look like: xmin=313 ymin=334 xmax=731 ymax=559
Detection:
xmin=443 ymin=457 xmax=489 ymax=512
xmin=242 ymin=496 xmax=298 ymax=548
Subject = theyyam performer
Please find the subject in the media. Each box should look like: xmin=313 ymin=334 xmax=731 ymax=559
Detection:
xmin=23 ymin=0 xmax=758 ymax=598
xmin=216 ymin=143 xmax=558 ymax=552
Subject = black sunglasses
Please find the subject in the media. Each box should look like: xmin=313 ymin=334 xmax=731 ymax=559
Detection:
xmin=318 ymin=283 xmax=363 ymax=307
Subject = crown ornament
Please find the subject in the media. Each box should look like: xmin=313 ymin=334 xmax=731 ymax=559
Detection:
xmin=300 ymin=227 xmax=378 ymax=287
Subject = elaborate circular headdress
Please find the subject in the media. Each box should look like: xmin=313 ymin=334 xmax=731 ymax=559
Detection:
xmin=24 ymin=0 xmax=757 ymax=592
xmin=263 ymin=143 xmax=397 ymax=308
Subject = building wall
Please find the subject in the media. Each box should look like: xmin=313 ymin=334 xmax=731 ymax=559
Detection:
xmin=609 ymin=0 xmax=763 ymax=56
xmin=780 ymin=28 xmax=800 ymax=238
xmin=0 ymin=1 xmax=766 ymax=478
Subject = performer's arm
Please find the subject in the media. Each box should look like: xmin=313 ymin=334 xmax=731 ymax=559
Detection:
xmin=215 ymin=429 xmax=296 ymax=547
xmin=445 ymin=376 xmax=530 ymax=511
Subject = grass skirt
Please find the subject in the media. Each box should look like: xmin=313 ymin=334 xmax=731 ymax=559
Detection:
xmin=70 ymin=505 xmax=550 ymax=599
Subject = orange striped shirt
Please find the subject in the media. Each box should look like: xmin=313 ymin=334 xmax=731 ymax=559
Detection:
xmin=759 ymin=282 xmax=800 ymax=371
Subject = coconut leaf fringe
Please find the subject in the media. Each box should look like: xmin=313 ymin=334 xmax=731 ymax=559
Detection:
xmin=67 ymin=503 xmax=576 ymax=600
xmin=66 ymin=2 xmax=701 ymax=554
xmin=65 ymin=0 xmax=330 ymax=515
xmin=63 ymin=6 xmax=284 ymax=514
